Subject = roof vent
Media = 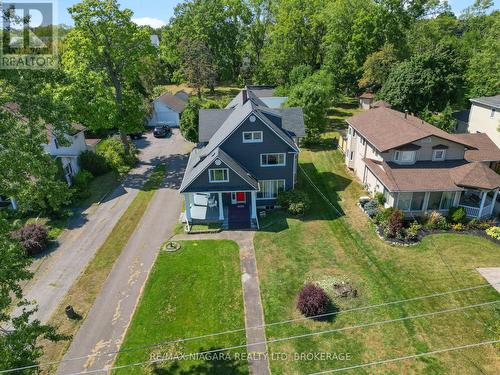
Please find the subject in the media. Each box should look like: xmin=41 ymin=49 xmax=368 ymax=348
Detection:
xmin=242 ymin=89 xmax=248 ymax=103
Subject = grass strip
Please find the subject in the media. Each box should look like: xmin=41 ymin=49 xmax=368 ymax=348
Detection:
xmin=40 ymin=164 xmax=166 ymax=373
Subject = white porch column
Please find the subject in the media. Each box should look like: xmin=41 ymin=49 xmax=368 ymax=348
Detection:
xmin=251 ymin=191 xmax=257 ymax=219
xmin=218 ymin=192 xmax=224 ymax=220
xmin=422 ymin=192 xmax=430 ymax=213
xmin=184 ymin=193 xmax=191 ymax=222
xmin=453 ymin=191 xmax=461 ymax=207
xmin=478 ymin=191 xmax=488 ymax=218
xmin=489 ymin=189 xmax=498 ymax=216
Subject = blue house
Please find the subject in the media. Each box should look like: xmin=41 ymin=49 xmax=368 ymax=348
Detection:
xmin=179 ymin=87 xmax=305 ymax=229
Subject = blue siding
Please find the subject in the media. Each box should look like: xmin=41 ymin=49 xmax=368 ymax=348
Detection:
xmin=220 ymin=114 xmax=296 ymax=191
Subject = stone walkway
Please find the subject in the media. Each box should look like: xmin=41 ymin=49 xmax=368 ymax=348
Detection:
xmin=173 ymin=231 xmax=271 ymax=375
xmin=477 ymin=268 xmax=500 ymax=293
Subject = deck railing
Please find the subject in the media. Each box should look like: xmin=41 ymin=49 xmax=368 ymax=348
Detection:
xmin=459 ymin=204 xmax=493 ymax=218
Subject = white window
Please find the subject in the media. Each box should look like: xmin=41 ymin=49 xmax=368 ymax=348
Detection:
xmin=432 ymin=149 xmax=446 ymax=161
xmin=260 ymin=153 xmax=286 ymax=167
xmin=242 ymin=131 xmax=263 ymax=143
xmin=208 ymin=168 xmax=229 ymax=183
xmin=360 ymin=137 xmax=366 ymax=146
xmin=350 ymin=151 xmax=354 ymax=160
xmin=394 ymin=151 xmax=415 ymax=163
xmin=63 ymin=162 xmax=73 ymax=177
xmin=257 ymin=180 xmax=285 ymax=199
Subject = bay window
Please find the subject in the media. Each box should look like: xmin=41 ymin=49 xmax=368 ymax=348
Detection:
xmin=257 ymin=180 xmax=285 ymax=199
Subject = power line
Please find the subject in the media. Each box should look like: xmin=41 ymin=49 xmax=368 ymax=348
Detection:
xmin=64 ymin=300 xmax=500 ymax=375
xmin=307 ymin=339 xmax=500 ymax=374
xmin=1 ymin=282 xmax=497 ymax=374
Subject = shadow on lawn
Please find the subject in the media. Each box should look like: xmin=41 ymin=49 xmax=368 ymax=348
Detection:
xmin=150 ymin=348 xmax=247 ymax=375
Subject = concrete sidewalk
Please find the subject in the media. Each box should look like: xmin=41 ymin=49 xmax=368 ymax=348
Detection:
xmin=173 ymin=231 xmax=271 ymax=375
xmin=13 ymin=132 xmax=170 ymax=324
xmin=57 ymin=132 xmax=189 ymax=374
xmin=477 ymin=268 xmax=500 ymax=293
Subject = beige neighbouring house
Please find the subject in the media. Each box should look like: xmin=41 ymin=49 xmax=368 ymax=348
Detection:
xmin=344 ymin=107 xmax=500 ymax=219
xmin=466 ymin=95 xmax=500 ymax=147
xmin=359 ymin=92 xmax=374 ymax=110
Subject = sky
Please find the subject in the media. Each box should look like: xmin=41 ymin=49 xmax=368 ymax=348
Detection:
xmin=54 ymin=0 xmax=497 ymax=27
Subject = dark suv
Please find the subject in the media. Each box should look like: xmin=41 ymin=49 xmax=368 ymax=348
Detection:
xmin=153 ymin=125 xmax=171 ymax=138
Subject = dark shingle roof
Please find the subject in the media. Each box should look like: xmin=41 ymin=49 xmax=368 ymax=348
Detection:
xmin=156 ymin=92 xmax=187 ymax=113
xmin=452 ymin=109 xmax=470 ymax=123
xmin=470 ymin=95 xmax=500 ymax=109
xmin=455 ymin=133 xmax=500 ymax=162
xmin=199 ymin=109 xmax=234 ymax=142
xmin=179 ymin=147 xmax=258 ymax=193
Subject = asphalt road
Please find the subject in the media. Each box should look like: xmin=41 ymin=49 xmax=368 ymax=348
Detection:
xmin=13 ymin=131 xmax=188 ymax=325
xmin=57 ymin=130 xmax=190 ymax=374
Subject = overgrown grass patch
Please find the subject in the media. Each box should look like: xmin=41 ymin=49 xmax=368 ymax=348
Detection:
xmin=114 ymin=240 xmax=247 ymax=374
xmin=40 ymin=164 xmax=166 ymax=372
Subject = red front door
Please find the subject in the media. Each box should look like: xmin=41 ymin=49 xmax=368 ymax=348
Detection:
xmin=236 ymin=192 xmax=246 ymax=202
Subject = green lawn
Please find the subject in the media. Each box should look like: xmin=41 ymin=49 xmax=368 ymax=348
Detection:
xmin=75 ymin=170 xmax=122 ymax=209
xmin=114 ymin=240 xmax=248 ymax=374
xmin=253 ymin=104 xmax=500 ymax=374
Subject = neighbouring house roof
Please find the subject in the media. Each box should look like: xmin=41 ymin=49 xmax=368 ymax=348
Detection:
xmin=179 ymin=146 xmax=259 ymax=193
xmin=395 ymin=143 xmax=421 ymax=151
xmin=156 ymin=92 xmax=188 ymax=113
xmin=455 ymin=133 xmax=500 ymax=162
xmin=359 ymin=92 xmax=374 ymax=99
xmin=85 ymin=138 xmax=101 ymax=146
xmin=363 ymin=158 xmax=500 ymax=192
xmin=245 ymin=85 xmax=276 ymax=98
xmin=452 ymin=109 xmax=470 ymax=123
xmin=347 ymin=107 xmax=477 ymax=152
xmin=451 ymin=162 xmax=500 ymax=190
xmin=174 ymin=90 xmax=189 ymax=102
xmin=470 ymin=95 xmax=500 ymax=109
xmin=225 ymin=88 xmax=269 ymax=109
xmin=370 ymin=100 xmax=391 ymax=109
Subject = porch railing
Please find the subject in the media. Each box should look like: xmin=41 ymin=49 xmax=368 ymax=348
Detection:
xmin=459 ymin=204 xmax=493 ymax=218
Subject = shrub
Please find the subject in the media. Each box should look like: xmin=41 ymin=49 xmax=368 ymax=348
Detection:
xmin=78 ymin=150 xmax=109 ymax=176
xmin=73 ymin=169 xmax=93 ymax=190
xmin=97 ymin=138 xmax=138 ymax=174
xmin=277 ymin=190 xmax=311 ymax=215
xmin=451 ymin=223 xmax=466 ymax=231
xmin=12 ymin=224 xmax=49 ymax=255
xmin=374 ymin=207 xmax=395 ymax=225
xmin=375 ymin=192 xmax=386 ymax=205
xmin=386 ymin=209 xmax=404 ymax=238
xmin=406 ymin=221 xmax=422 ymax=241
xmin=486 ymin=226 xmax=500 ymax=240
xmin=470 ymin=220 xmax=495 ymax=230
xmin=424 ymin=211 xmax=446 ymax=229
xmin=297 ymin=283 xmax=330 ymax=318
xmin=363 ymin=199 xmax=379 ymax=217
xmin=447 ymin=206 xmax=466 ymax=224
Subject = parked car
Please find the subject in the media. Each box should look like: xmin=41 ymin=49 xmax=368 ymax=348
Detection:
xmin=153 ymin=125 xmax=171 ymax=138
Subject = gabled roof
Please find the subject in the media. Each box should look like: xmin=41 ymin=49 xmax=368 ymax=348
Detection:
xmin=470 ymin=95 xmax=500 ymax=109
xmin=245 ymin=85 xmax=276 ymax=98
xmin=155 ymin=92 xmax=187 ymax=113
xmin=455 ymin=133 xmax=500 ymax=162
xmin=225 ymin=88 xmax=268 ymax=109
xmin=199 ymin=109 xmax=234 ymax=142
xmin=359 ymin=92 xmax=374 ymax=99
xmin=259 ymin=107 xmax=306 ymax=137
xmin=174 ymin=90 xmax=189 ymax=102
xmin=347 ymin=107 xmax=477 ymax=152
xmin=179 ymin=147 xmax=258 ymax=193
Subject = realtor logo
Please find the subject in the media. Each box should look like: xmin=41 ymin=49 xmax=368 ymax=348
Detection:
xmin=0 ymin=0 xmax=58 ymax=69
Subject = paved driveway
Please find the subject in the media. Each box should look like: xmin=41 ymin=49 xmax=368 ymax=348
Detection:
xmin=57 ymin=130 xmax=190 ymax=374
xmin=13 ymin=131 xmax=189 ymax=325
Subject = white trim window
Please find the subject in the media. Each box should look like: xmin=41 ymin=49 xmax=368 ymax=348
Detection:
xmin=242 ymin=131 xmax=263 ymax=143
xmin=208 ymin=168 xmax=229 ymax=183
xmin=257 ymin=179 xmax=285 ymax=199
xmin=393 ymin=150 xmax=416 ymax=164
xmin=260 ymin=153 xmax=286 ymax=167
xmin=432 ymin=149 xmax=446 ymax=161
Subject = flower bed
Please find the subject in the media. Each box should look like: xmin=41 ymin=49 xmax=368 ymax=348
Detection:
xmin=359 ymin=198 xmax=499 ymax=245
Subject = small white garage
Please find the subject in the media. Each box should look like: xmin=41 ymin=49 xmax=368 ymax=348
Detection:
xmin=148 ymin=92 xmax=188 ymax=128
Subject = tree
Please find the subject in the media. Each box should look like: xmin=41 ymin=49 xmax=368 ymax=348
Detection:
xmin=378 ymin=45 xmax=464 ymax=113
xmin=358 ymin=44 xmax=398 ymax=91
xmin=286 ymin=71 xmax=336 ymax=144
xmin=0 ymin=103 xmax=72 ymax=213
xmin=0 ymin=216 xmax=64 ymax=372
xmin=420 ymin=104 xmax=457 ymax=133
xmin=180 ymin=98 xmax=222 ymax=143
xmin=465 ymin=12 xmax=499 ymax=97
xmin=179 ymin=39 xmax=217 ymax=98
xmin=246 ymin=0 xmax=273 ymax=77
xmin=62 ymin=0 xmax=156 ymax=155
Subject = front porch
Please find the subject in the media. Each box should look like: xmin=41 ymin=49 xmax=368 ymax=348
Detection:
xmin=393 ymin=188 xmax=499 ymax=219
xmin=183 ymin=191 xmax=259 ymax=229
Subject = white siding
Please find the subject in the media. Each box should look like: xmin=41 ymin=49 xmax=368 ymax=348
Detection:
xmin=44 ymin=131 xmax=87 ymax=158
xmin=468 ymin=103 xmax=500 ymax=148
xmin=148 ymin=101 xmax=180 ymax=127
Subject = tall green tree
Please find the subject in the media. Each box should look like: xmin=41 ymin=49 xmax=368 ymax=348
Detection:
xmin=0 ymin=216 xmax=64 ymax=372
xmin=178 ymin=39 xmax=217 ymax=98
xmin=378 ymin=45 xmax=464 ymax=113
xmin=358 ymin=44 xmax=398 ymax=92
xmin=62 ymin=0 xmax=156 ymax=154
xmin=286 ymin=71 xmax=336 ymax=144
